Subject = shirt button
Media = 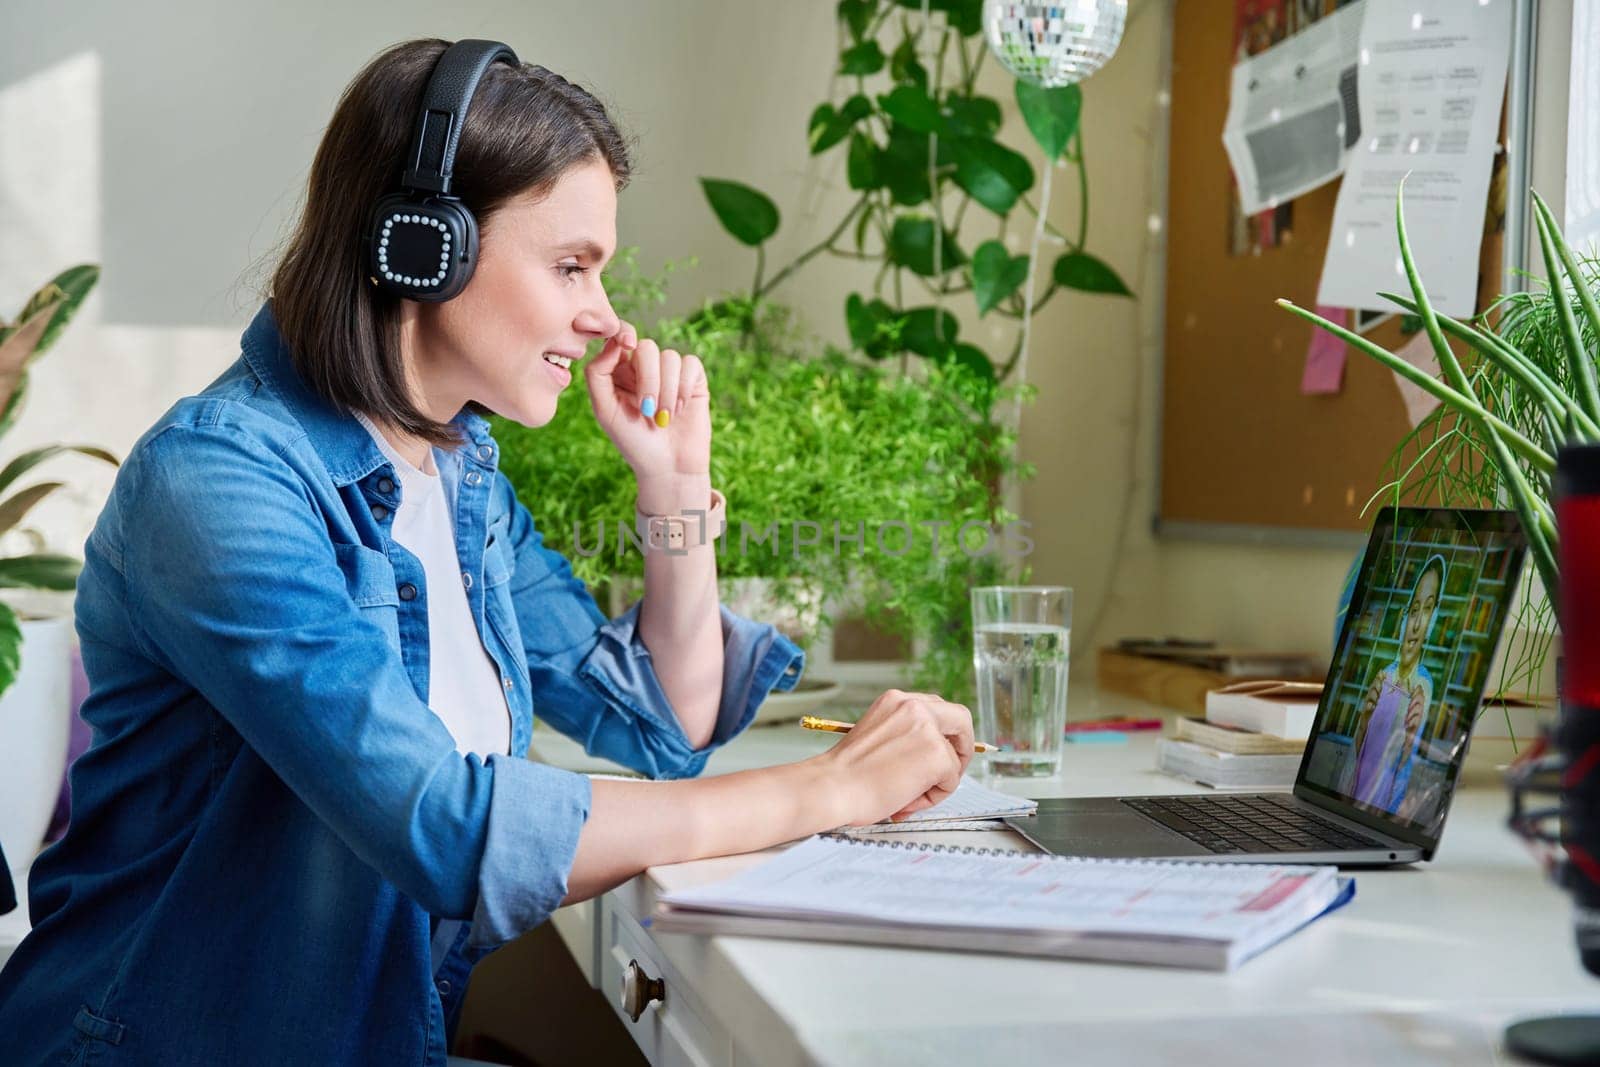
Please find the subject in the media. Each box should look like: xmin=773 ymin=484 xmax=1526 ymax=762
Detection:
xmin=398 ymin=583 xmax=418 ymax=602
xmin=502 ymin=676 xmax=513 ymax=691
xmin=477 ymin=445 xmax=494 ymax=461
xmin=377 ymin=477 xmax=395 ymax=494
xmin=465 ymin=471 xmax=482 ymax=486
xmin=436 ymin=979 xmax=451 ymax=996
xmin=370 ymin=504 xmax=389 ymax=522
xmin=461 ymin=571 xmax=473 ymax=590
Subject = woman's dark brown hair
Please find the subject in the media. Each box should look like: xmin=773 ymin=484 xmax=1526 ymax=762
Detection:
xmin=270 ymin=38 xmax=632 ymax=445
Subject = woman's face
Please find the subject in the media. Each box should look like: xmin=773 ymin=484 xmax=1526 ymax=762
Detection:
xmin=403 ymin=158 xmax=621 ymax=427
xmin=1401 ymin=568 xmax=1440 ymax=665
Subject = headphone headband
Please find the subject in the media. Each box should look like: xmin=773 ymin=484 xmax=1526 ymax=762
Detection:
xmin=400 ymin=39 xmax=519 ymax=196
xmin=368 ymin=38 xmax=518 ymax=302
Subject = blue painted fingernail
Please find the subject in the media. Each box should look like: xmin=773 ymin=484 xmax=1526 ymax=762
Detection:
xmin=641 ymin=396 xmax=656 ymax=419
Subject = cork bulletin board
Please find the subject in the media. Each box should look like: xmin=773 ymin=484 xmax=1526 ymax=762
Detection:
xmin=1157 ymin=0 xmax=1511 ymax=538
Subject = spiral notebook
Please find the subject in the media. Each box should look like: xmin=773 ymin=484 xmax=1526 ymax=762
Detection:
xmin=835 ymin=775 xmax=1038 ymax=834
xmin=654 ymin=836 xmax=1354 ymax=971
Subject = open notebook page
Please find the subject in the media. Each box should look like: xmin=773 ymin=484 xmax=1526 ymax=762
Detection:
xmin=586 ymin=774 xmax=1034 ymax=833
xmin=841 ymin=775 xmax=1036 ymax=834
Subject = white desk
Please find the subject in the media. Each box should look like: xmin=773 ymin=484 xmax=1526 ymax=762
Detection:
xmin=531 ymin=686 xmax=1600 ymax=1066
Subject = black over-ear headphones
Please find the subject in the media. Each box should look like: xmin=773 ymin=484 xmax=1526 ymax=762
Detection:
xmin=366 ymin=39 xmax=519 ymax=302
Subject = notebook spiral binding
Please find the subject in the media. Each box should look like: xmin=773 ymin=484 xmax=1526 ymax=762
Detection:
xmin=820 ymin=832 xmax=1278 ymax=870
xmin=822 ymin=833 xmax=1017 ymax=858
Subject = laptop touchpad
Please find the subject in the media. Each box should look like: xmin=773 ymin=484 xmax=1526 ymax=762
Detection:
xmin=1008 ymin=810 xmax=1212 ymax=859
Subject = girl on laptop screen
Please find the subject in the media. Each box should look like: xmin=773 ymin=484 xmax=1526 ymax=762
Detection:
xmin=1347 ymin=554 xmax=1445 ymax=814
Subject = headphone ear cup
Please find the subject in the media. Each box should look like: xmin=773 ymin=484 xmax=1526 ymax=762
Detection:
xmin=366 ymin=194 xmax=480 ymax=302
xmin=429 ymin=201 xmax=479 ymax=301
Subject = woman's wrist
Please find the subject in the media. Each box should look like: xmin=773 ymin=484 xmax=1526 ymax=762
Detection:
xmin=799 ymin=748 xmax=853 ymax=831
xmin=634 ymin=470 xmax=712 ymax=516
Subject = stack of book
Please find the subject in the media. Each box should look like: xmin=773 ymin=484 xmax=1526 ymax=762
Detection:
xmin=1155 ymin=680 xmax=1323 ymax=789
xmin=1098 ymin=641 xmax=1322 ymax=716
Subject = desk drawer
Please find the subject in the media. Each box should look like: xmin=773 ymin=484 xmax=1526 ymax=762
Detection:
xmin=550 ymin=898 xmax=599 ymax=987
xmin=599 ymin=896 xmax=730 ymax=1066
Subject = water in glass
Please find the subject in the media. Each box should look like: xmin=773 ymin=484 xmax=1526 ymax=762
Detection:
xmin=974 ymin=621 xmax=1070 ymax=776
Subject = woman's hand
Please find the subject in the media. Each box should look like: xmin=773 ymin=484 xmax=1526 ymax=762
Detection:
xmin=1404 ymin=689 xmax=1427 ymax=739
xmin=584 ymin=321 xmax=711 ymax=480
xmin=1360 ymin=679 xmax=1382 ymax=720
xmin=813 ymin=689 xmax=975 ymax=827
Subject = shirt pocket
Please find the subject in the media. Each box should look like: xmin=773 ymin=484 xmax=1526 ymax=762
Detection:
xmin=480 ymin=518 xmax=528 ymax=681
xmin=334 ymin=541 xmax=402 ymax=652
xmin=482 ymin=514 xmax=514 ymax=588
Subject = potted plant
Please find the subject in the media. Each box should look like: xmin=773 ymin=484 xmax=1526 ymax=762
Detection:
xmin=683 ymin=1 xmax=1136 ymax=707
xmin=0 ymin=265 xmax=118 ymax=879
xmin=696 ymin=0 xmax=1130 ymax=398
xmin=1289 ymin=190 xmax=1600 ymax=1060
xmin=492 ymin=253 xmax=1027 ymax=712
xmin=1279 ymin=188 xmax=1596 ymax=714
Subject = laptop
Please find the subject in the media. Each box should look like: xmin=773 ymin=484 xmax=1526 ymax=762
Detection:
xmin=1007 ymin=507 xmax=1528 ymax=866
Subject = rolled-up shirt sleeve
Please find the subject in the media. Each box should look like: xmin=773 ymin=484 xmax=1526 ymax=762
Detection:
xmin=122 ymin=422 xmax=591 ymax=946
xmin=470 ymin=754 xmax=590 ymax=945
xmin=501 ymin=480 xmax=805 ymax=779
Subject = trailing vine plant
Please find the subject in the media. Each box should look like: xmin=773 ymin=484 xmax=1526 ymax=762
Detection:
xmin=698 ymin=0 xmax=1132 ymax=415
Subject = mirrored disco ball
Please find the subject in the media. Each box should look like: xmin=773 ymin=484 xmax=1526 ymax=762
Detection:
xmin=982 ymin=0 xmax=1127 ymax=87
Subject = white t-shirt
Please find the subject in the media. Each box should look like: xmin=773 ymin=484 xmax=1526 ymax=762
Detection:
xmin=357 ymin=414 xmax=511 ymax=758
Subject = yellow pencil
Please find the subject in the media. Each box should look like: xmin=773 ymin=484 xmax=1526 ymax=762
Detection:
xmin=800 ymin=715 xmax=999 ymax=752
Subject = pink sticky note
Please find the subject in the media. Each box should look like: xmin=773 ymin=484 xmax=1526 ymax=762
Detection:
xmin=1392 ymin=331 xmax=1442 ymax=427
xmin=1300 ymin=305 xmax=1349 ymax=395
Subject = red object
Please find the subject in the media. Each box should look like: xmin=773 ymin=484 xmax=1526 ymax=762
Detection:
xmin=1558 ymin=445 xmax=1600 ymax=706
xmin=1063 ymin=718 xmax=1163 ymax=734
xmin=1239 ymin=875 xmax=1309 ymax=913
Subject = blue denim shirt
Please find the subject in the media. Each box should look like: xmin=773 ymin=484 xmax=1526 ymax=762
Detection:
xmin=0 ymin=303 xmax=803 ymax=1065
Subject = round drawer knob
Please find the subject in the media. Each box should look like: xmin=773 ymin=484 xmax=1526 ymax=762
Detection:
xmin=621 ymin=958 xmax=666 ymax=1022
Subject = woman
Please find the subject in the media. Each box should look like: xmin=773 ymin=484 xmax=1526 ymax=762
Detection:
xmin=0 ymin=39 xmax=972 ymax=1064
xmin=1347 ymin=554 xmax=1444 ymax=814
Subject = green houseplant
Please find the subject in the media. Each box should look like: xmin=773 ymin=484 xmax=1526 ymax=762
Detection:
xmin=0 ymin=264 xmax=118 ymax=873
xmin=677 ymin=0 xmax=1145 ymax=704
xmin=0 ymin=265 xmax=117 ymax=692
xmin=492 ymin=252 xmax=1029 ymax=705
xmin=1280 ymin=189 xmax=1596 ymax=708
xmin=698 ymin=0 xmax=1131 ymax=404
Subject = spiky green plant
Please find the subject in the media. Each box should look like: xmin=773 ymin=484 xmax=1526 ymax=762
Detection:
xmin=1279 ymin=187 xmax=1598 ymax=715
xmin=0 ymin=265 xmax=118 ymax=696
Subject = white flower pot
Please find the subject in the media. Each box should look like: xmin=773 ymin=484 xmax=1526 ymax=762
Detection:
xmin=717 ymin=576 xmax=825 ymax=649
xmin=0 ymin=617 xmax=73 ymax=876
xmin=605 ymin=575 xmax=837 ymax=724
xmin=608 ymin=575 xmax=826 ymax=648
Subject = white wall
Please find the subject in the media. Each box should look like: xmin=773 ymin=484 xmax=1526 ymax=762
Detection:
xmin=0 ymin=0 xmax=1400 ymax=673
xmin=0 ymin=0 xmax=849 ymax=552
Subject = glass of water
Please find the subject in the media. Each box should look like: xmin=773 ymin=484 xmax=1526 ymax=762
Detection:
xmin=971 ymin=586 xmax=1072 ymax=777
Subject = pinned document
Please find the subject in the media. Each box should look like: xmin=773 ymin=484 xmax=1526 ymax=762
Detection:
xmin=1222 ymin=1 xmax=1365 ymax=215
xmin=1317 ymin=0 xmax=1513 ymax=315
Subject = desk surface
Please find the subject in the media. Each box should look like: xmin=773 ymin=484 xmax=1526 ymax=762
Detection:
xmin=533 ymin=686 xmax=1600 ymax=1066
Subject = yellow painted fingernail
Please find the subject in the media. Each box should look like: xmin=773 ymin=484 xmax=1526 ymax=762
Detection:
xmin=654 ymin=409 xmax=671 ymax=428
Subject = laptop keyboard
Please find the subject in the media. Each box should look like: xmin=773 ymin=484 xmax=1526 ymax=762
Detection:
xmin=1121 ymin=793 xmax=1386 ymax=854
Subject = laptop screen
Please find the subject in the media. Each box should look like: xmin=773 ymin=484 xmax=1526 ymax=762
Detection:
xmin=1295 ymin=507 xmax=1527 ymax=847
